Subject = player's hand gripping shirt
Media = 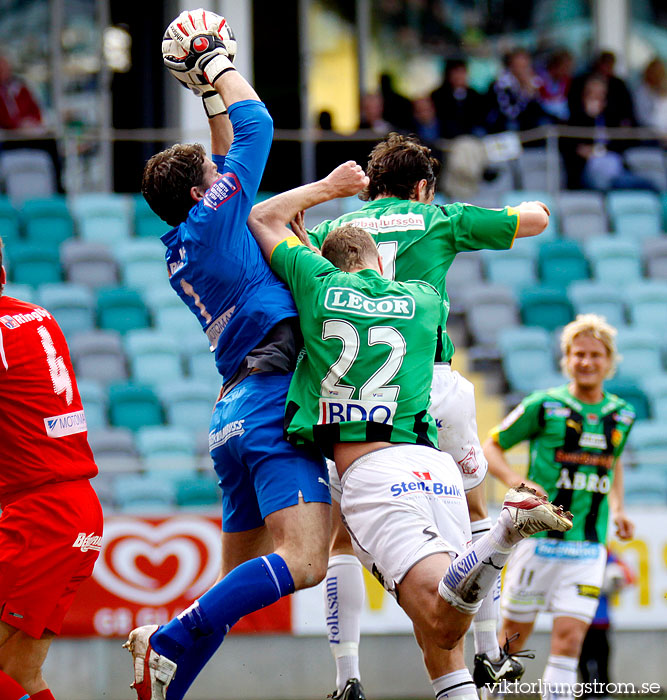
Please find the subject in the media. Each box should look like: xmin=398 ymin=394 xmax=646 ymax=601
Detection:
xmin=160 ymin=100 xmax=297 ymax=382
xmin=0 ymin=296 xmax=97 ymax=502
xmin=270 ymin=237 xmax=446 ymax=456
xmin=308 ymin=199 xmax=519 ymax=361
xmin=491 ymin=384 xmax=635 ymax=543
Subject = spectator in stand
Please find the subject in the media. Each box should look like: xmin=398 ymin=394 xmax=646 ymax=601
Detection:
xmin=538 ymin=49 xmax=575 ymax=122
xmin=0 ymin=54 xmax=42 ymax=130
xmin=486 ymin=48 xmax=551 ymax=133
xmin=380 ymin=73 xmax=414 ymax=132
xmin=569 ymin=51 xmax=636 ymax=128
xmin=634 ymin=57 xmax=667 ymax=135
xmin=411 ymin=95 xmax=440 ymax=145
xmin=359 ymin=92 xmax=395 ymax=134
xmin=563 ymin=75 xmax=656 ymax=191
xmin=430 ymin=58 xmax=486 ymax=138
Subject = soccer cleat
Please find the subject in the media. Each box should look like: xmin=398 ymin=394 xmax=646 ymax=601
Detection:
xmin=473 ymin=634 xmax=535 ymax=688
xmin=123 ymin=624 xmax=177 ymax=700
xmin=328 ymin=678 xmax=367 ymax=700
xmin=502 ymin=484 xmax=573 ymax=537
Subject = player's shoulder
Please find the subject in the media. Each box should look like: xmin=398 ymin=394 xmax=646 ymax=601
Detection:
xmin=524 ymin=384 xmax=569 ymax=408
xmin=0 ymin=295 xmax=51 ymax=319
xmin=401 ymin=278 xmax=441 ymax=298
xmin=601 ymin=391 xmax=636 ymax=420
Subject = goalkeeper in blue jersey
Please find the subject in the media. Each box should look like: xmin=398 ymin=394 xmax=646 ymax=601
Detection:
xmin=123 ymin=10 xmax=331 ymax=700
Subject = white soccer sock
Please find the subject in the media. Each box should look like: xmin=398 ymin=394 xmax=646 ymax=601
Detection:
xmin=324 ymin=555 xmax=364 ymax=693
xmin=438 ymin=511 xmax=516 ymax=614
xmin=471 ymin=517 xmax=502 ymax=661
xmin=542 ymin=654 xmax=578 ymax=700
xmin=432 ymin=669 xmax=478 ymax=700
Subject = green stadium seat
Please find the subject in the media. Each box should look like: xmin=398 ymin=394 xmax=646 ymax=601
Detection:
xmin=585 ymin=237 xmax=642 ymax=286
xmin=77 ymin=378 xmax=108 ymax=430
xmin=462 ymin=283 xmax=519 ymax=346
xmin=4 ymin=242 xmax=62 ymax=286
xmin=624 ymin=147 xmax=667 ymax=192
xmin=606 ymin=190 xmax=662 ymax=242
xmin=625 ymin=281 xmax=667 ymax=336
xmin=37 ymin=282 xmax=96 ymax=340
xmin=133 ymin=194 xmax=168 ymax=238
xmin=117 ymin=238 xmax=167 ymax=292
xmin=643 ymin=237 xmax=667 ymax=280
xmin=559 ymin=191 xmax=608 ymax=242
xmin=482 ymin=246 xmax=537 ymax=294
xmin=538 ymin=240 xmax=589 ymax=286
xmin=625 ymin=421 xmax=667 ymax=474
xmin=113 ymin=474 xmax=176 ymax=512
xmin=498 ymin=326 xmax=562 ymax=394
xmin=70 ymin=330 xmax=128 ymax=384
xmin=623 ymin=468 xmax=667 ymax=505
xmin=615 ymin=328 xmax=663 ymax=381
xmin=108 ymin=382 xmax=163 ymax=430
xmin=175 ymin=475 xmax=220 ymax=509
xmin=136 ymin=425 xmax=197 ymax=475
xmin=519 ymin=286 xmax=574 ymax=331
xmin=125 ymin=329 xmax=185 ymax=386
xmin=2 ymin=283 xmax=35 ymax=302
xmin=567 ymin=281 xmax=627 ymax=328
xmin=70 ymin=193 xmax=133 ymax=244
xmin=97 ymin=287 xmax=151 ymax=334
xmin=21 ymin=196 xmax=74 ymax=250
xmin=160 ymin=380 xmax=217 ymax=431
xmin=604 ymin=378 xmax=650 ymax=422
xmin=0 ymin=195 xmax=21 ymax=245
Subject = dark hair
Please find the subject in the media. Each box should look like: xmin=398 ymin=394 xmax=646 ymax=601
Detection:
xmin=445 ymin=58 xmax=467 ymax=78
xmin=321 ymin=226 xmax=378 ymax=272
xmin=503 ymin=47 xmax=531 ymax=68
xmin=360 ymin=132 xmax=440 ymax=201
xmin=142 ymin=143 xmax=207 ymax=227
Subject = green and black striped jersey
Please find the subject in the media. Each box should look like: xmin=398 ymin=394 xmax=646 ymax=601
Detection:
xmin=270 ymin=235 xmax=445 ymax=458
xmin=491 ymin=384 xmax=635 ymax=543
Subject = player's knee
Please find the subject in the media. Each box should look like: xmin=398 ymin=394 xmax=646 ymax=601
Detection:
xmin=430 ymin=618 xmax=465 ymax=650
xmin=288 ymin=551 xmax=329 ymax=590
xmin=552 ymin=626 xmax=586 ymax=657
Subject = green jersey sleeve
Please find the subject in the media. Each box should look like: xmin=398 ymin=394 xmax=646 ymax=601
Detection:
xmin=270 ymin=235 xmax=337 ymax=298
xmin=443 ymin=202 xmax=519 ymax=253
xmin=490 ymin=392 xmax=545 ymax=450
xmin=307 ymin=220 xmax=334 ymax=249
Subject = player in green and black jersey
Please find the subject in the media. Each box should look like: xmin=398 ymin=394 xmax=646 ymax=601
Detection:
xmin=484 ymin=314 xmax=635 ymax=697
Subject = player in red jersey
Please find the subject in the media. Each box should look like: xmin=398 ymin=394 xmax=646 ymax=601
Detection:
xmin=0 ymin=237 xmax=103 ymax=700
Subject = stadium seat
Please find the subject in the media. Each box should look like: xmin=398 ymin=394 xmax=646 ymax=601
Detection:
xmin=117 ymin=238 xmax=167 ymax=292
xmin=37 ymin=282 xmax=96 ymax=340
xmin=559 ymin=191 xmax=608 ymax=241
xmin=185 ymin=345 xmax=222 ymax=384
xmin=136 ymin=425 xmax=198 ymax=475
xmin=108 ymin=381 xmax=163 ymax=431
xmin=124 ymin=329 xmax=185 ymax=386
xmin=70 ymin=330 xmax=128 ymax=384
xmin=113 ymin=474 xmax=176 ymax=512
xmin=462 ymin=283 xmax=519 ymax=346
xmin=624 ymin=147 xmax=667 ymax=192
xmin=641 ymin=374 xmax=667 ymax=422
xmin=625 ymin=281 xmax=667 ymax=339
xmin=606 ymin=190 xmax=662 ymax=242
xmin=133 ymin=194 xmax=167 ymax=238
xmin=567 ymin=281 xmax=627 ymax=328
xmin=444 ymin=252 xmax=484 ymax=309
xmin=153 ymin=301 xmax=203 ymax=336
xmin=623 ymin=468 xmax=667 ymax=506
xmin=515 ymin=148 xmax=566 ymax=191
xmin=21 ymin=196 xmax=74 ymax=250
xmin=498 ymin=326 xmax=562 ymax=394
xmin=91 ymin=472 xmax=116 ymax=511
xmin=625 ymin=421 xmax=667 ymax=473
xmin=70 ymin=193 xmax=133 ymax=244
xmin=60 ymin=240 xmax=119 ymax=289
xmin=87 ymin=426 xmax=142 ymax=474
xmin=2 ymin=283 xmax=35 ymax=302
xmin=161 ymin=380 xmax=217 ymax=430
xmin=0 ymin=196 xmax=21 ymax=245
xmin=643 ymin=237 xmax=667 ymax=280
xmin=519 ymin=286 xmax=574 ymax=331
xmin=4 ymin=242 xmax=62 ymax=286
xmin=481 ymin=245 xmax=537 ymax=294
xmin=615 ymin=327 xmax=663 ymax=380
xmin=537 ymin=240 xmax=589 ymax=286
xmin=175 ymin=475 xmax=220 ymax=509
xmin=77 ymin=378 xmax=108 ymax=431
xmin=604 ymin=378 xmax=650 ymax=422
xmin=96 ymin=287 xmax=151 ymax=334
xmin=585 ymin=238 xmax=642 ymax=286
xmin=0 ymin=149 xmax=56 ymax=205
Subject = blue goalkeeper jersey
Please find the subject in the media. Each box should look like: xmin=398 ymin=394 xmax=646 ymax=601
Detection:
xmin=160 ymin=99 xmax=297 ymax=382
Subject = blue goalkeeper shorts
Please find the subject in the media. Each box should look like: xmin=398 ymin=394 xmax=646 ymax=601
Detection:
xmin=209 ymin=371 xmax=330 ymax=532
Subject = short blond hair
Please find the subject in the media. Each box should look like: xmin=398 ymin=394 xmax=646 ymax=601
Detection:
xmin=559 ymin=313 xmax=619 ymax=378
xmin=321 ymin=225 xmax=378 ymax=272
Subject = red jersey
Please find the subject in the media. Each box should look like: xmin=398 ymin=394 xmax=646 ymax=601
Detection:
xmin=0 ymin=296 xmax=97 ymax=502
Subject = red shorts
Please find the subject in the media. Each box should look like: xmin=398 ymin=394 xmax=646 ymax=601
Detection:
xmin=0 ymin=479 xmax=103 ymax=638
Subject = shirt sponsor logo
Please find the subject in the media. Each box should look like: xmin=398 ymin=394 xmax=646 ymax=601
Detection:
xmin=345 ymin=213 xmax=426 ymax=233
xmin=325 ymin=576 xmax=340 ymax=643
xmin=1 ymin=307 xmax=52 ymax=329
xmin=555 ymin=467 xmax=611 ymax=493
xmin=209 ymin=420 xmax=245 ymax=451
xmin=44 ymin=410 xmax=87 ymax=438
xmin=613 ymin=410 xmax=634 ymax=426
xmin=390 ymin=480 xmax=463 ymax=498
xmin=413 ymin=471 xmax=432 ymax=480
xmin=324 ymin=288 xmax=415 ymax=318
xmin=579 ymin=432 xmax=607 ymax=449
xmin=73 ymin=532 xmax=103 ymax=552
xmin=535 ymin=539 xmax=602 ymax=560
xmin=318 ymin=398 xmax=396 ymax=425
xmin=545 ymin=406 xmax=570 ymax=418
xmin=203 ymin=173 xmax=240 ymax=210
xmin=205 ymin=306 xmax=236 ymax=350
xmin=168 ymin=246 xmax=186 ymax=277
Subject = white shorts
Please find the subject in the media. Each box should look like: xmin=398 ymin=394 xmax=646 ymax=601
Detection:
xmin=340 ymin=444 xmax=471 ymax=595
xmin=501 ymin=538 xmax=607 ymax=624
xmin=328 ymin=363 xmax=487 ymax=502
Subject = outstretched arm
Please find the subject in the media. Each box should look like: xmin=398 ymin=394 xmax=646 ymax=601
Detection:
xmin=513 ymin=200 xmax=551 ymax=238
xmin=248 ymin=161 xmax=368 ymax=260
